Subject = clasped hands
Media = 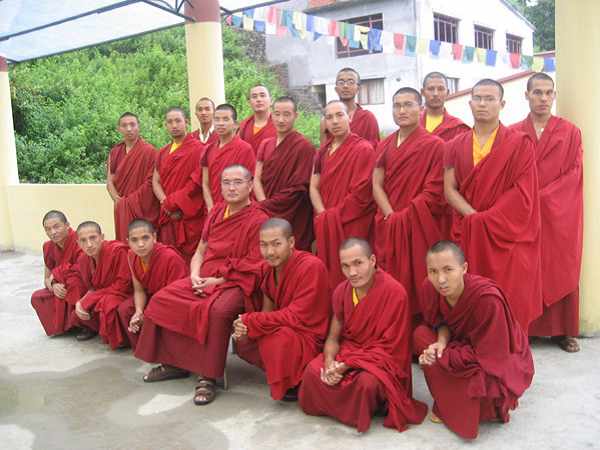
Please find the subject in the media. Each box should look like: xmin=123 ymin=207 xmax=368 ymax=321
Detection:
xmin=320 ymin=360 xmax=348 ymax=386
xmin=418 ymin=342 xmax=446 ymax=366
xmin=190 ymin=275 xmax=224 ymax=296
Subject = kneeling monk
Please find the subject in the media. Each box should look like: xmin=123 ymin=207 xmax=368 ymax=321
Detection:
xmin=299 ymin=238 xmax=427 ymax=433
xmin=414 ymin=240 xmax=534 ymax=439
xmin=135 ymin=164 xmax=268 ymax=405
xmin=233 ymin=218 xmax=330 ymax=401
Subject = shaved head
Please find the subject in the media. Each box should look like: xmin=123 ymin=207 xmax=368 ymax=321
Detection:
xmin=339 ymin=238 xmax=373 ymax=257
xmin=260 ymin=218 xmax=293 ymax=239
xmin=526 ymin=72 xmax=554 ymax=92
xmin=42 ymin=210 xmax=68 ymax=226
xmin=222 ymin=164 xmax=252 ymax=180
xmin=393 ymin=87 xmax=422 ymax=105
xmin=77 ymin=220 xmax=102 ymax=234
xmin=472 ymin=78 xmax=504 ymax=100
xmin=128 ymin=218 xmax=155 ymax=235
xmin=426 ymin=240 xmax=465 ymax=264
xmin=422 ymin=72 xmax=448 ymax=88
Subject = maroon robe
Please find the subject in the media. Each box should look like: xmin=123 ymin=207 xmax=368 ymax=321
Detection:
xmin=238 ymin=114 xmax=277 ymax=154
xmin=444 ymin=124 xmax=542 ymax=330
xmin=314 ymin=133 xmax=376 ymax=288
xmin=108 ymin=138 xmax=159 ymax=241
xmin=236 ymin=251 xmax=331 ymax=400
xmin=510 ymin=115 xmax=583 ymax=337
xmin=414 ymin=274 xmax=534 ymax=439
xmin=31 ymin=228 xmax=82 ymax=336
xmin=257 ymin=131 xmax=315 ymax=250
xmin=419 ymin=110 xmax=470 ymax=142
xmin=300 ymin=270 xmax=427 ymax=433
xmin=324 ymin=104 xmax=380 ymax=149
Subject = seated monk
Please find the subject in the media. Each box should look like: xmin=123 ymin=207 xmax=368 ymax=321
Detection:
xmin=299 ymin=238 xmax=427 ymax=433
xmin=414 ymin=240 xmax=534 ymax=440
xmin=68 ymin=221 xmax=132 ymax=348
xmin=135 ymin=164 xmax=268 ymax=405
xmin=233 ymin=218 xmax=330 ymax=401
xmin=116 ymin=219 xmax=188 ymax=349
xmin=31 ymin=210 xmax=82 ymax=337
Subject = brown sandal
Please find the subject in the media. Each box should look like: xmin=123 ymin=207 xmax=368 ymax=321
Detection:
xmin=143 ymin=364 xmax=190 ymax=383
xmin=193 ymin=377 xmax=217 ymax=405
xmin=555 ymin=336 xmax=580 ymax=353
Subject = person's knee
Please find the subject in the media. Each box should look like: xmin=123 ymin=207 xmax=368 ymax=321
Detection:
xmin=357 ymin=371 xmax=381 ymax=394
xmin=412 ymin=324 xmax=437 ymax=354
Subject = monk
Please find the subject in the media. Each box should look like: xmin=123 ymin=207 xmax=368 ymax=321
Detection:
xmin=116 ymin=219 xmax=188 ymax=349
xmin=510 ymin=73 xmax=583 ymax=352
xmin=444 ymin=79 xmax=542 ymax=331
xmin=31 ymin=210 xmax=82 ymax=337
xmin=238 ymin=85 xmax=277 ymax=153
xmin=191 ymin=97 xmax=218 ymax=146
xmin=233 ymin=218 xmax=330 ymax=401
xmin=310 ymin=100 xmax=376 ymax=288
xmin=414 ymin=240 xmax=534 ymax=439
xmin=373 ymin=87 xmax=446 ymax=320
xmin=201 ymin=104 xmax=256 ymax=211
xmin=321 ymin=67 xmax=380 ymax=148
xmin=106 ymin=112 xmax=159 ymax=241
xmin=68 ymin=221 xmax=132 ymax=348
xmin=152 ymin=107 xmax=206 ymax=261
xmin=135 ymin=165 xmax=268 ymax=405
xmin=299 ymin=238 xmax=427 ymax=433
xmin=254 ymin=96 xmax=315 ymax=250
xmin=420 ymin=72 xmax=470 ymax=141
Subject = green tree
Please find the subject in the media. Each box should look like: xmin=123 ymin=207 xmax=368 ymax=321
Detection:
xmin=506 ymin=0 xmax=555 ymax=52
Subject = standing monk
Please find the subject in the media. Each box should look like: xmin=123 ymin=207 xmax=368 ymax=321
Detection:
xmin=152 ymin=107 xmax=206 ymax=262
xmin=191 ymin=97 xmax=218 ymax=146
xmin=510 ymin=73 xmax=583 ymax=352
xmin=414 ymin=241 xmax=534 ymax=439
xmin=31 ymin=210 xmax=82 ymax=336
xmin=106 ymin=112 xmax=159 ymax=241
xmin=116 ymin=219 xmax=188 ymax=349
xmin=444 ymin=79 xmax=542 ymax=331
xmin=372 ymin=87 xmax=446 ymax=320
xmin=299 ymin=238 xmax=427 ymax=433
xmin=254 ymin=96 xmax=315 ymax=250
xmin=420 ymin=72 xmax=470 ymax=141
xmin=310 ymin=100 xmax=376 ymax=288
xmin=238 ymin=85 xmax=277 ymax=154
xmin=135 ymin=165 xmax=268 ymax=406
xmin=233 ymin=218 xmax=330 ymax=401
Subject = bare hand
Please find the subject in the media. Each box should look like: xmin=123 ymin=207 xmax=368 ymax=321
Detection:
xmin=419 ymin=342 xmax=446 ymax=366
xmin=232 ymin=315 xmax=248 ymax=340
xmin=52 ymin=283 xmax=67 ymax=299
xmin=75 ymin=301 xmax=91 ymax=321
xmin=320 ymin=360 xmax=346 ymax=386
xmin=128 ymin=311 xmax=144 ymax=333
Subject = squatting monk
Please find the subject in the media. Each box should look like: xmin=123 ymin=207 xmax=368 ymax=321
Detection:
xmin=31 ymin=210 xmax=82 ymax=337
xmin=444 ymin=79 xmax=542 ymax=330
xmin=233 ymin=218 xmax=330 ymax=401
xmin=299 ymin=238 xmax=427 ymax=433
xmin=254 ymin=96 xmax=315 ymax=250
xmin=420 ymin=72 xmax=470 ymax=141
xmin=321 ymin=67 xmax=380 ymax=148
xmin=135 ymin=165 xmax=268 ymax=406
xmin=201 ymin=104 xmax=256 ymax=211
xmin=414 ymin=240 xmax=534 ymax=439
xmin=191 ymin=97 xmax=218 ymax=146
xmin=116 ymin=219 xmax=188 ymax=349
xmin=310 ymin=100 xmax=376 ymax=288
xmin=238 ymin=85 xmax=277 ymax=153
xmin=373 ymin=87 xmax=446 ymax=320
xmin=67 ymin=221 xmax=132 ymax=348
xmin=510 ymin=73 xmax=583 ymax=352
xmin=106 ymin=112 xmax=159 ymax=241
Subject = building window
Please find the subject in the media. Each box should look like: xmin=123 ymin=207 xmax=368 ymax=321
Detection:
xmin=474 ymin=25 xmax=494 ymax=49
xmin=433 ymin=13 xmax=459 ymax=43
xmin=336 ymin=14 xmax=383 ymax=58
xmin=358 ymin=78 xmax=385 ymax=105
xmin=506 ymin=34 xmax=523 ymax=54
xmin=447 ymin=77 xmax=459 ymax=94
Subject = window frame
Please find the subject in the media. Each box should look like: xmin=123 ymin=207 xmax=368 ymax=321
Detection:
xmin=474 ymin=24 xmax=494 ymax=50
xmin=433 ymin=13 xmax=459 ymax=44
xmin=335 ymin=13 xmax=384 ymax=59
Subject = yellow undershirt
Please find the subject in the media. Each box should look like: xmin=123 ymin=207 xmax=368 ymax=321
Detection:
xmin=253 ymin=125 xmax=263 ymax=135
xmin=169 ymin=141 xmax=182 ymax=154
xmin=352 ymin=288 xmax=360 ymax=307
xmin=425 ymin=114 xmax=444 ymax=133
xmin=223 ymin=205 xmax=231 ymax=220
xmin=472 ymin=127 xmax=499 ymax=165
xmin=140 ymin=259 xmax=149 ymax=273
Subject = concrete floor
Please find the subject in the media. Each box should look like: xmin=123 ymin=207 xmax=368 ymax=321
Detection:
xmin=1 ymin=250 xmax=599 ymax=450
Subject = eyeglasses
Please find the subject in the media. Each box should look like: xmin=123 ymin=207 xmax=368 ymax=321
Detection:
xmin=471 ymin=96 xmax=499 ymax=104
xmin=336 ymin=79 xmax=357 ymax=87
xmin=221 ymin=179 xmax=250 ymax=187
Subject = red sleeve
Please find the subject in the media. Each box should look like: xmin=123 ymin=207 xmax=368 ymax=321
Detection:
xmin=256 ymin=140 xmax=267 ymax=162
xmin=313 ymin=149 xmax=325 ymax=175
xmin=200 ymin=145 xmax=211 ymax=167
xmin=375 ymin=146 xmax=388 ymax=169
xmin=443 ymin=139 xmax=457 ymax=168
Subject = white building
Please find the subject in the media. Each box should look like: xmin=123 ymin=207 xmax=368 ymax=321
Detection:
xmin=265 ymin=0 xmax=535 ymax=132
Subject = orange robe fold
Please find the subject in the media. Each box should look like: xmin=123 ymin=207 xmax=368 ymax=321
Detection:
xmin=238 ymin=114 xmax=277 ymax=154
xmin=419 ymin=110 xmax=470 ymax=142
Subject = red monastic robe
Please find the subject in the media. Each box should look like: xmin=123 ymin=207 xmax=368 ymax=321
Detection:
xmin=414 ymin=274 xmax=534 ymax=439
xmin=419 ymin=110 xmax=470 ymax=142
xmin=510 ymin=115 xmax=583 ymax=337
xmin=116 ymin=243 xmax=188 ymax=349
xmin=314 ymin=133 xmax=376 ymax=288
xmin=300 ymin=270 xmax=427 ymax=433
xmin=156 ymin=133 xmax=206 ymax=260
xmin=108 ymin=138 xmax=159 ymax=241
xmin=444 ymin=124 xmax=542 ymax=330
xmin=257 ymin=131 xmax=315 ymax=250
xmin=238 ymin=114 xmax=277 ymax=154
xmin=324 ymin=104 xmax=380 ymax=149
xmin=236 ymin=251 xmax=331 ymax=400
xmin=67 ymin=241 xmax=132 ymax=349
xmin=190 ymin=128 xmax=219 ymax=146
xmin=135 ymin=203 xmax=268 ymax=378
xmin=374 ymin=127 xmax=447 ymax=317
xmin=31 ymin=228 xmax=82 ymax=336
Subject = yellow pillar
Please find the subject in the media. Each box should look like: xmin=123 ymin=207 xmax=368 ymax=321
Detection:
xmin=0 ymin=57 xmax=18 ymax=251
xmin=184 ymin=0 xmax=225 ymax=131
xmin=556 ymin=0 xmax=600 ymax=334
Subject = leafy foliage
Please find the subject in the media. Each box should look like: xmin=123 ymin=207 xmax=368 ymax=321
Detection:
xmin=506 ymin=0 xmax=555 ymax=51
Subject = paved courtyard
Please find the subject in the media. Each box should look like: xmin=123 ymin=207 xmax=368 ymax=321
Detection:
xmin=1 ymin=250 xmax=599 ymax=450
